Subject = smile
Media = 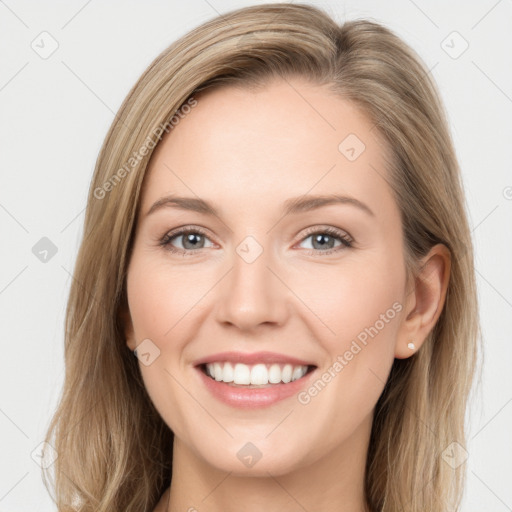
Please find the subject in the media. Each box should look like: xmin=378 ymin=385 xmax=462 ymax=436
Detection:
xmin=195 ymin=363 xmax=318 ymax=408
xmin=202 ymin=362 xmax=314 ymax=387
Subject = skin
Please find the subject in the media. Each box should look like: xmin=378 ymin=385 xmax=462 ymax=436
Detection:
xmin=122 ymin=78 xmax=451 ymax=512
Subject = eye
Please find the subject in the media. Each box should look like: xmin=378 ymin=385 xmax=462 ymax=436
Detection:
xmin=297 ymin=226 xmax=353 ymax=256
xmin=159 ymin=226 xmax=214 ymax=255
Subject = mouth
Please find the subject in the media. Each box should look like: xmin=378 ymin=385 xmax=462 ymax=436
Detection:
xmin=197 ymin=362 xmax=318 ymax=388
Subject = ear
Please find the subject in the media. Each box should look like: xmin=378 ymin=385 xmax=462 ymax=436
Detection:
xmin=119 ymin=302 xmax=137 ymax=352
xmin=395 ymin=243 xmax=451 ymax=359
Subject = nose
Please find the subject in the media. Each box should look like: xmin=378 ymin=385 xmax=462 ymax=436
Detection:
xmin=214 ymin=239 xmax=290 ymax=331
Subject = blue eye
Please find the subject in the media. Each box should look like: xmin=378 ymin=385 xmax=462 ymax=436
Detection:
xmin=298 ymin=227 xmax=353 ymax=254
xmin=159 ymin=226 xmax=353 ymax=256
xmin=160 ymin=227 xmax=213 ymax=254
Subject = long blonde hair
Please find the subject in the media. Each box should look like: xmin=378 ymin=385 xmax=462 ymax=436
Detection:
xmin=42 ymin=3 xmax=481 ymax=511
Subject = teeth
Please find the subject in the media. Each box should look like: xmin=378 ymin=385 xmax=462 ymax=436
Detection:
xmin=205 ymin=362 xmax=309 ymax=385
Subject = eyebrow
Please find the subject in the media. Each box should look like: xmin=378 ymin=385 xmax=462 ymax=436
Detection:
xmin=145 ymin=193 xmax=375 ymax=218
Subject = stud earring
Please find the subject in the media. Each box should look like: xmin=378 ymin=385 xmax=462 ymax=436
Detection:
xmin=407 ymin=342 xmax=416 ymax=350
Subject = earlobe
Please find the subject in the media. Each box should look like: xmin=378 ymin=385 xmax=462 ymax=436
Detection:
xmin=395 ymin=243 xmax=451 ymax=359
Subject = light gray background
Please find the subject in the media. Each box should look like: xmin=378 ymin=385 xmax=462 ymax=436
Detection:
xmin=1 ymin=1 xmax=511 ymax=510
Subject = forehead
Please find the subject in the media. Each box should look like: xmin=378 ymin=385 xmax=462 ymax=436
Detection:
xmin=140 ymin=79 xmax=395 ymax=219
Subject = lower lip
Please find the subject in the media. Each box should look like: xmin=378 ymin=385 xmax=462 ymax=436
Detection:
xmin=195 ymin=365 xmax=317 ymax=408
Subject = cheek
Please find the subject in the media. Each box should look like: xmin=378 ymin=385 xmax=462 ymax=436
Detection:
xmin=126 ymin=259 xmax=202 ymax=431
xmin=291 ymin=255 xmax=404 ymax=353
xmin=126 ymin=257 xmax=208 ymax=344
xmin=293 ymin=259 xmax=403 ymax=434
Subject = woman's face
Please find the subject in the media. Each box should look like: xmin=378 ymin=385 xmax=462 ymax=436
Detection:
xmin=124 ymin=78 xmax=412 ymax=475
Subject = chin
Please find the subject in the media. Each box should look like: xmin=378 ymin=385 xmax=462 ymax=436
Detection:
xmin=194 ymin=438 xmax=309 ymax=477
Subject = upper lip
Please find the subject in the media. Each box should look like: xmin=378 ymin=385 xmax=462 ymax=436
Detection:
xmin=193 ymin=351 xmax=317 ymax=367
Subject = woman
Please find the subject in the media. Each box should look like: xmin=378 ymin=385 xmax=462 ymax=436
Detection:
xmin=42 ymin=3 xmax=481 ymax=511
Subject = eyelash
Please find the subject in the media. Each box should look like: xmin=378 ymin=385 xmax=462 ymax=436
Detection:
xmin=158 ymin=225 xmax=353 ymax=257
